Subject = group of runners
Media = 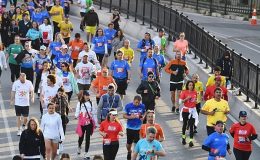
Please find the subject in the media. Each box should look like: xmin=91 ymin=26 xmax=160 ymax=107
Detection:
xmin=0 ymin=0 xmax=258 ymax=160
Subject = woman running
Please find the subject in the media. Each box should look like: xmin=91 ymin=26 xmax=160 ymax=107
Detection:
xmin=26 ymin=21 xmax=42 ymax=50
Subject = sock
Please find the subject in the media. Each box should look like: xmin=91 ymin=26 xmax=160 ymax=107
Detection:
xmin=190 ymin=138 xmax=193 ymax=142
xmin=182 ymin=135 xmax=186 ymax=139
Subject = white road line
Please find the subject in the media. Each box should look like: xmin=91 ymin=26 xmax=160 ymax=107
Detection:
xmin=227 ymin=114 xmax=260 ymax=147
xmin=0 ymin=90 xmax=15 ymax=156
xmin=234 ymin=38 xmax=260 ymax=49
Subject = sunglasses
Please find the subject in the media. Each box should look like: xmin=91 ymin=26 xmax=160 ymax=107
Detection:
xmin=148 ymin=76 xmax=154 ymax=78
xmin=61 ymin=65 xmax=66 ymax=67
xmin=112 ymin=114 xmax=117 ymax=116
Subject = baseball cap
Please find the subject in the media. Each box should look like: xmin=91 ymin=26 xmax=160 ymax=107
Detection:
xmin=89 ymin=6 xmax=95 ymax=10
xmin=215 ymin=76 xmax=222 ymax=81
xmin=40 ymin=45 xmax=46 ymax=50
xmin=239 ymin=111 xmax=247 ymax=117
xmin=159 ymin=28 xmax=165 ymax=32
xmin=109 ymin=110 xmax=117 ymax=115
xmin=83 ymin=90 xmax=90 ymax=96
xmin=61 ymin=44 xmax=68 ymax=49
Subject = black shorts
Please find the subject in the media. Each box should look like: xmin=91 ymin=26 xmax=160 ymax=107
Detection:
xmin=126 ymin=128 xmax=140 ymax=144
xmin=170 ymin=83 xmax=183 ymax=91
xmin=15 ymin=105 xmax=29 ymax=117
xmin=80 ymin=12 xmax=86 ymax=17
xmin=78 ymin=83 xmax=91 ymax=91
xmin=114 ymin=78 xmax=128 ymax=95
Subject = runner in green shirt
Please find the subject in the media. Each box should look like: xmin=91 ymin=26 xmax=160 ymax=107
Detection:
xmin=86 ymin=0 xmax=93 ymax=13
xmin=153 ymin=28 xmax=167 ymax=55
xmin=6 ymin=36 xmax=23 ymax=82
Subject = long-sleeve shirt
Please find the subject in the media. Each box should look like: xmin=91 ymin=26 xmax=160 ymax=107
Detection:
xmin=41 ymin=112 xmax=65 ymax=141
xmin=75 ymin=101 xmax=98 ymax=125
xmin=164 ymin=59 xmax=189 ymax=83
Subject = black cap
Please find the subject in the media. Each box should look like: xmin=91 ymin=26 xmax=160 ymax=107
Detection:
xmin=147 ymin=71 xmax=154 ymax=76
xmin=239 ymin=111 xmax=247 ymax=117
xmin=159 ymin=28 xmax=165 ymax=32
xmin=215 ymin=120 xmax=224 ymax=125
xmin=83 ymin=91 xmax=90 ymax=96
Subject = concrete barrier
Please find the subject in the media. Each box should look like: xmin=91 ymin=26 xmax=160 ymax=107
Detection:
xmin=69 ymin=4 xmax=260 ymax=138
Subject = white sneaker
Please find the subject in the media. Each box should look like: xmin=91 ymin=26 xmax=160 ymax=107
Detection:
xmin=21 ymin=125 xmax=25 ymax=131
xmin=17 ymin=129 xmax=22 ymax=136
xmin=77 ymin=147 xmax=81 ymax=155
xmin=83 ymin=152 xmax=90 ymax=159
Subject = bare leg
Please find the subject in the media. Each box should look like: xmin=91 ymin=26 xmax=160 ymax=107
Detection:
xmin=17 ymin=116 xmax=21 ymax=129
xmin=51 ymin=142 xmax=58 ymax=160
xmin=45 ymin=140 xmax=52 ymax=160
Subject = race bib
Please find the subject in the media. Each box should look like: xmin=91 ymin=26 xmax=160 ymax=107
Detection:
xmin=103 ymin=138 xmax=111 ymax=145
xmin=103 ymin=86 xmax=108 ymax=91
xmin=145 ymin=46 xmax=150 ymax=49
xmin=97 ymin=43 xmax=103 ymax=47
xmin=55 ymin=47 xmax=60 ymax=51
xmin=117 ymin=68 xmax=124 ymax=73
xmin=75 ymin=46 xmax=80 ymax=51
xmin=238 ymin=136 xmax=246 ymax=143
xmin=107 ymin=40 xmax=112 ymax=44
xmin=147 ymin=68 xmax=153 ymax=72
xmin=38 ymin=64 xmax=42 ymax=69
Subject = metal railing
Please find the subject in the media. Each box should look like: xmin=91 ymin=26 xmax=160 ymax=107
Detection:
xmin=161 ymin=0 xmax=260 ymax=15
xmin=93 ymin=0 xmax=260 ymax=108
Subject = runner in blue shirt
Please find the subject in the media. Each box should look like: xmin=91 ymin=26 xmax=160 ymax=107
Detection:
xmin=137 ymin=32 xmax=155 ymax=62
xmin=104 ymin=23 xmax=117 ymax=56
xmin=91 ymin=28 xmax=108 ymax=67
xmin=49 ymin=33 xmax=65 ymax=64
xmin=40 ymin=6 xmax=50 ymax=20
xmin=202 ymin=121 xmax=231 ymax=160
xmin=31 ymin=7 xmax=44 ymax=24
xmin=123 ymin=95 xmax=146 ymax=160
xmin=110 ymin=50 xmax=131 ymax=99
xmin=53 ymin=44 xmax=72 ymax=70
xmin=132 ymin=126 xmax=166 ymax=160
xmin=153 ymin=45 xmax=166 ymax=83
xmin=139 ymin=48 xmax=159 ymax=81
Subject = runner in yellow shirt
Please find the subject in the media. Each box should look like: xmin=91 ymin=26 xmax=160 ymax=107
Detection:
xmin=206 ymin=66 xmax=226 ymax=87
xmin=49 ymin=0 xmax=64 ymax=38
xmin=119 ymin=39 xmax=134 ymax=65
xmin=58 ymin=16 xmax=73 ymax=44
xmin=201 ymin=87 xmax=230 ymax=136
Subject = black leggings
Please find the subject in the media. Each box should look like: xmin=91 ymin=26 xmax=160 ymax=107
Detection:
xmin=21 ymin=67 xmax=34 ymax=83
xmin=103 ymin=141 xmax=119 ymax=160
xmin=78 ymin=124 xmax=93 ymax=153
xmin=53 ymin=21 xmax=60 ymax=40
xmin=233 ymin=148 xmax=251 ymax=160
xmin=182 ymin=112 xmax=195 ymax=139
xmin=96 ymin=53 xmax=104 ymax=64
xmin=9 ymin=63 xmax=20 ymax=82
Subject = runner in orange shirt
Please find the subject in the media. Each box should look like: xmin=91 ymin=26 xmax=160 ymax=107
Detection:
xmin=173 ymin=32 xmax=189 ymax=61
xmin=68 ymin=33 xmax=84 ymax=68
xmin=90 ymin=67 xmax=117 ymax=104
xmin=139 ymin=110 xmax=165 ymax=142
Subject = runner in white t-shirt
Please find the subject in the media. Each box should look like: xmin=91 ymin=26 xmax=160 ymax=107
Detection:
xmin=11 ymin=73 xmax=34 ymax=136
xmin=75 ymin=53 xmax=95 ymax=96
xmin=40 ymin=74 xmax=59 ymax=114
xmin=78 ymin=43 xmax=101 ymax=70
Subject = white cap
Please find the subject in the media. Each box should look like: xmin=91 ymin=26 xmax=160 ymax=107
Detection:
xmin=109 ymin=110 xmax=117 ymax=115
xmin=89 ymin=6 xmax=94 ymax=10
xmin=61 ymin=44 xmax=68 ymax=49
xmin=40 ymin=45 xmax=46 ymax=50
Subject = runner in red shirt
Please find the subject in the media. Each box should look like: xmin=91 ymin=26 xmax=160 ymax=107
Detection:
xmin=179 ymin=80 xmax=198 ymax=147
xmin=99 ymin=109 xmax=124 ymax=160
xmin=68 ymin=33 xmax=84 ymax=68
xmin=229 ymin=111 xmax=257 ymax=160
xmin=204 ymin=76 xmax=228 ymax=101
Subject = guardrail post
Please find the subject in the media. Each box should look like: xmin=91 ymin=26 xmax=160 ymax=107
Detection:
xmin=238 ymin=54 xmax=242 ymax=96
xmin=230 ymin=49 xmax=235 ymax=90
xmin=218 ymin=40 xmax=222 ymax=58
xmin=198 ymin=27 xmax=204 ymax=64
xmin=193 ymin=23 xmax=199 ymax=59
xmin=156 ymin=2 xmax=160 ymax=31
xmin=174 ymin=10 xmax=178 ymax=35
xmin=109 ymin=0 xmax=112 ymax=12
xmin=142 ymin=0 xmax=146 ymax=25
xmin=245 ymin=59 xmax=251 ymax=102
xmin=224 ymin=0 xmax=227 ymax=15
xmin=168 ymin=7 xmax=172 ymax=33
xmin=163 ymin=5 xmax=166 ymax=27
xmin=196 ymin=0 xmax=199 ymax=10
xmin=149 ymin=1 xmax=153 ymax=29
xmin=205 ymin=31 xmax=209 ymax=69
xmin=126 ymin=0 xmax=130 ymax=19
xmin=183 ymin=0 xmax=186 ymax=8
xmin=249 ymin=0 xmax=253 ymax=18
xmin=210 ymin=36 xmax=216 ymax=73
xmin=255 ymin=64 xmax=259 ymax=109
xmin=209 ymin=0 xmax=213 ymax=14
xmin=119 ymin=0 xmax=122 ymax=12
xmin=134 ymin=0 xmax=138 ymax=22
xmin=99 ymin=0 xmax=102 ymax=10
xmin=170 ymin=0 xmax=173 ymax=6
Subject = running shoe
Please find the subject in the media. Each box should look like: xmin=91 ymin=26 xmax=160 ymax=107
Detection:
xmin=189 ymin=141 xmax=194 ymax=147
xmin=83 ymin=152 xmax=90 ymax=160
xmin=21 ymin=124 xmax=26 ymax=131
xmin=176 ymin=108 xmax=180 ymax=115
xmin=194 ymin=130 xmax=198 ymax=134
xmin=182 ymin=138 xmax=186 ymax=145
xmin=77 ymin=147 xmax=81 ymax=155
xmin=171 ymin=106 xmax=176 ymax=112
xmin=17 ymin=129 xmax=22 ymax=136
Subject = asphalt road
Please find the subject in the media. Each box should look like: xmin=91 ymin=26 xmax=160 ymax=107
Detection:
xmin=161 ymin=1 xmax=260 ymax=65
xmin=0 ymin=11 xmax=260 ymax=160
